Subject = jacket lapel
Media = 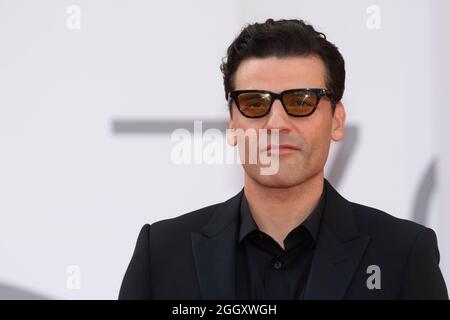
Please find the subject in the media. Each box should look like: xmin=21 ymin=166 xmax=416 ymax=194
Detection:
xmin=191 ymin=179 xmax=370 ymax=300
xmin=303 ymin=180 xmax=370 ymax=299
xmin=191 ymin=189 xmax=243 ymax=299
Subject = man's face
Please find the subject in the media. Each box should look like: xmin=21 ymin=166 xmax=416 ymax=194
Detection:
xmin=228 ymin=55 xmax=346 ymax=188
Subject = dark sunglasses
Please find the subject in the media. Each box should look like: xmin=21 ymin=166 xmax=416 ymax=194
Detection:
xmin=228 ymin=88 xmax=335 ymax=118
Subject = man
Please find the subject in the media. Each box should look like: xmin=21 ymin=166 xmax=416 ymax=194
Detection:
xmin=119 ymin=19 xmax=448 ymax=299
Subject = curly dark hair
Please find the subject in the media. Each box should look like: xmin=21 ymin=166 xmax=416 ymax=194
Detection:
xmin=220 ymin=18 xmax=345 ymax=115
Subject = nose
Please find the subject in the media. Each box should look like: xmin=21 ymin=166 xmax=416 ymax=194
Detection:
xmin=264 ymin=99 xmax=292 ymax=134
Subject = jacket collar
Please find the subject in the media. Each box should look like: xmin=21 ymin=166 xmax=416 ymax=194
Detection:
xmin=191 ymin=179 xmax=370 ymax=299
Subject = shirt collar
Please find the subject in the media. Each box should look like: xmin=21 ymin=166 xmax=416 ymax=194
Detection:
xmin=238 ymin=182 xmax=326 ymax=243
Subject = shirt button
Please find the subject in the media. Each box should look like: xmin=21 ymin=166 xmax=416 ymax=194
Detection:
xmin=273 ymin=260 xmax=282 ymax=269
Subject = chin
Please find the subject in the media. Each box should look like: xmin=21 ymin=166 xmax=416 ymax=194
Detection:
xmin=251 ymin=171 xmax=306 ymax=189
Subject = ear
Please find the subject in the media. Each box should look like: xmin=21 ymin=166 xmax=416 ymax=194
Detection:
xmin=227 ymin=110 xmax=237 ymax=146
xmin=331 ymin=101 xmax=346 ymax=142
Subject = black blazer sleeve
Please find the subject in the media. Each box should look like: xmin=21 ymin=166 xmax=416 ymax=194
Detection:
xmin=399 ymin=228 xmax=448 ymax=299
xmin=119 ymin=224 xmax=152 ymax=300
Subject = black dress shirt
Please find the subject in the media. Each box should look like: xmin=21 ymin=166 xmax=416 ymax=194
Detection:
xmin=236 ymin=186 xmax=326 ymax=300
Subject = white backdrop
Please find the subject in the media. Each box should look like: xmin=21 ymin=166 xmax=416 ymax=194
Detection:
xmin=0 ymin=0 xmax=448 ymax=299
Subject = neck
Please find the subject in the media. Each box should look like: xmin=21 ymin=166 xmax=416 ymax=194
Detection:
xmin=243 ymin=172 xmax=324 ymax=249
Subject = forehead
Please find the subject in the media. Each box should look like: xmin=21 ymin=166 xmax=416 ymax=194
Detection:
xmin=233 ymin=56 xmax=327 ymax=92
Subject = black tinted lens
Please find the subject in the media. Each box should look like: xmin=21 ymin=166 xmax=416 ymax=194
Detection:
xmin=236 ymin=92 xmax=272 ymax=117
xmin=282 ymin=91 xmax=318 ymax=116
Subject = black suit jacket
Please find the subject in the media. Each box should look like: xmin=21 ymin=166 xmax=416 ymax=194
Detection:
xmin=119 ymin=179 xmax=448 ymax=299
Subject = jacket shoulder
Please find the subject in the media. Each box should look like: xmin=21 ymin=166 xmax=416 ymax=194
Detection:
xmin=348 ymin=202 xmax=447 ymax=299
xmin=150 ymin=201 xmax=221 ymax=236
xmin=349 ymin=201 xmax=432 ymax=242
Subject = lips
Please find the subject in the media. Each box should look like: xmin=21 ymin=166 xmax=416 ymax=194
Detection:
xmin=264 ymin=144 xmax=301 ymax=155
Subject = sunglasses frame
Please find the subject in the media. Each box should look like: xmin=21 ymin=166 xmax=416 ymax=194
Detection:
xmin=228 ymin=88 xmax=335 ymax=118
